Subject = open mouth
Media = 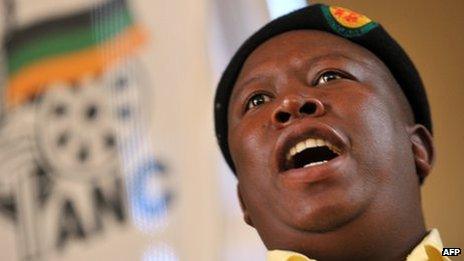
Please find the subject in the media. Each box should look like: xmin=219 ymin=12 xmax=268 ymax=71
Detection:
xmin=284 ymin=138 xmax=342 ymax=170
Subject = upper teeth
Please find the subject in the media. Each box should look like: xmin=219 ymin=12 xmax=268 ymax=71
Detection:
xmin=286 ymin=138 xmax=340 ymax=160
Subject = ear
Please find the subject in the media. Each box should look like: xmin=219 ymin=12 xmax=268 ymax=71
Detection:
xmin=237 ymin=184 xmax=254 ymax=227
xmin=407 ymin=125 xmax=435 ymax=182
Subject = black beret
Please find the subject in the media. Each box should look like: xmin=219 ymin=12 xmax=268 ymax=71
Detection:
xmin=214 ymin=4 xmax=432 ymax=174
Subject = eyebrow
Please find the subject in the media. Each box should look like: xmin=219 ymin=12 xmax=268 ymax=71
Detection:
xmin=236 ymin=52 xmax=366 ymax=91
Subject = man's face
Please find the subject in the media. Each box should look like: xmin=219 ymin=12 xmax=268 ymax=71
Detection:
xmin=227 ymin=30 xmax=424 ymax=250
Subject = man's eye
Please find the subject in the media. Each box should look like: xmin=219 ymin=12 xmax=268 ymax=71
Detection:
xmin=315 ymin=71 xmax=346 ymax=85
xmin=246 ymin=93 xmax=271 ymax=110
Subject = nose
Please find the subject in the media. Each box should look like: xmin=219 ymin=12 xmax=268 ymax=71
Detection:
xmin=272 ymin=95 xmax=325 ymax=127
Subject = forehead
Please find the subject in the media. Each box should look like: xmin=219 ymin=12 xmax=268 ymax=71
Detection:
xmin=235 ymin=30 xmax=386 ymax=88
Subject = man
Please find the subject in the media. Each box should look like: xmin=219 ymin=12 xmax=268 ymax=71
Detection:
xmin=214 ymin=4 xmax=447 ymax=261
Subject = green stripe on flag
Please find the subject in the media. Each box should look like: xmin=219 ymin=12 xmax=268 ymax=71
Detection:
xmin=8 ymin=8 xmax=133 ymax=75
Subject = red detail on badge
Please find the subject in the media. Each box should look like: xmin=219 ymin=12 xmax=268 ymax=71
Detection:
xmin=344 ymin=13 xmax=360 ymax=23
xmin=333 ymin=8 xmax=345 ymax=17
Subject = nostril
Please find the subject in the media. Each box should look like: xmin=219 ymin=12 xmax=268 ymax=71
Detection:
xmin=300 ymin=102 xmax=317 ymax=115
xmin=275 ymin=111 xmax=291 ymax=123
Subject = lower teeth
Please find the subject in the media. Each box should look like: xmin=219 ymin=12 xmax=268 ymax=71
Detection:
xmin=303 ymin=160 xmax=328 ymax=168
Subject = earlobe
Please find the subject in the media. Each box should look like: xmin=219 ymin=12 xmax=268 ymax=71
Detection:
xmin=237 ymin=184 xmax=254 ymax=227
xmin=407 ymin=125 xmax=434 ymax=183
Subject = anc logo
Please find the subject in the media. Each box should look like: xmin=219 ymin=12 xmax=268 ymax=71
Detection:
xmin=329 ymin=6 xmax=372 ymax=29
xmin=321 ymin=5 xmax=378 ymax=38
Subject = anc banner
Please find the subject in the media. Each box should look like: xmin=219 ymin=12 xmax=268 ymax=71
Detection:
xmin=0 ymin=0 xmax=175 ymax=260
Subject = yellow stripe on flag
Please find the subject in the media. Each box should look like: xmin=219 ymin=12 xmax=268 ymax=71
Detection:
xmin=6 ymin=25 xmax=147 ymax=109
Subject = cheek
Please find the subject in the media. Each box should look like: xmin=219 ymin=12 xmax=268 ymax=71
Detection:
xmin=359 ymin=91 xmax=409 ymax=154
xmin=334 ymin=86 xmax=413 ymax=181
xmin=228 ymin=112 xmax=274 ymax=175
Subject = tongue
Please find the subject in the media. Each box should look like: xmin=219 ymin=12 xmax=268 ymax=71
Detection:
xmin=293 ymin=146 xmax=338 ymax=169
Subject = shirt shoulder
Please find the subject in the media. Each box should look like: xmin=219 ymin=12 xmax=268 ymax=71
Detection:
xmin=407 ymin=229 xmax=451 ymax=261
xmin=266 ymin=229 xmax=451 ymax=261
xmin=267 ymin=250 xmax=314 ymax=261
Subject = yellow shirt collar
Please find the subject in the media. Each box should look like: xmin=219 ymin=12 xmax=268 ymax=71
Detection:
xmin=267 ymin=229 xmax=450 ymax=261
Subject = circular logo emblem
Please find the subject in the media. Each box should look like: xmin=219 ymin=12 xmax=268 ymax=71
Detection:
xmin=321 ymin=5 xmax=378 ymax=38
xmin=329 ymin=6 xmax=372 ymax=29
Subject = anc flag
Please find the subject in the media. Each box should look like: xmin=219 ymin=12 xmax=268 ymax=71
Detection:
xmin=3 ymin=0 xmax=147 ymax=109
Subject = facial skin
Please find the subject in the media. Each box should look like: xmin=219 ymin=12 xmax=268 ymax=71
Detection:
xmin=227 ymin=30 xmax=434 ymax=261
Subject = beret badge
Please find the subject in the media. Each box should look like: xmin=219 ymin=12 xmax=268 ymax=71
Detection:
xmin=321 ymin=5 xmax=379 ymax=38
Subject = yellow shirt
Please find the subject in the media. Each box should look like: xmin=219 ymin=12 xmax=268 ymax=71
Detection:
xmin=267 ymin=229 xmax=450 ymax=261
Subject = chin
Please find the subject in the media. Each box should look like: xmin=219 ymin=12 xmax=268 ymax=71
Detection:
xmin=291 ymin=203 xmax=362 ymax=233
xmin=282 ymin=183 xmax=370 ymax=233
